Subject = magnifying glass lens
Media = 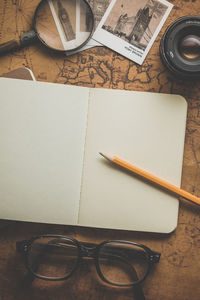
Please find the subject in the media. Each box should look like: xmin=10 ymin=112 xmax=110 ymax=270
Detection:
xmin=35 ymin=0 xmax=93 ymax=52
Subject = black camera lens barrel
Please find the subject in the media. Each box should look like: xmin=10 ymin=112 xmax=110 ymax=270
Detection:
xmin=160 ymin=16 xmax=200 ymax=79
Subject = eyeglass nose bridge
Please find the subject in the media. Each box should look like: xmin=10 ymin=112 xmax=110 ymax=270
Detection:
xmin=79 ymin=244 xmax=97 ymax=259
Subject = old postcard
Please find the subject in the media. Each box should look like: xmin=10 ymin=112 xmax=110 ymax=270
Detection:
xmin=92 ymin=0 xmax=173 ymax=64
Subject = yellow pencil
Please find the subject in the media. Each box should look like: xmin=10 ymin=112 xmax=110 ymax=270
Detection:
xmin=99 ymin=152 xmax=200 ymax=206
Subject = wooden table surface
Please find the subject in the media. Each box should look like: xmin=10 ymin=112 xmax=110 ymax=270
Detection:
xmin=0 ymin=1 xmax=200 ymax=299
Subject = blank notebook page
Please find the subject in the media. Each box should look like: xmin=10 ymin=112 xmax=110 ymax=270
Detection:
xmin=0 ymin=78 xmax=88 ymax=224
xmin=79 ymin=88 xmax=187 ymax=233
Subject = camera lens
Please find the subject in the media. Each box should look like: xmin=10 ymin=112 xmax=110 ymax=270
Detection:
xmin=179 ymin=35 xmax=200 ymax=60
xmin=160 ymin=16 xmax=200 ymax=79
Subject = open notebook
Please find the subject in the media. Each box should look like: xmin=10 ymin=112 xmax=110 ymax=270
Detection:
xmin=0 ymin=78 xmax=187 ymax=233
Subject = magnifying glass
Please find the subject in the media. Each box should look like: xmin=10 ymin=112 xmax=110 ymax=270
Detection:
xmin=0 ymin=0 xmax=94 ymax=55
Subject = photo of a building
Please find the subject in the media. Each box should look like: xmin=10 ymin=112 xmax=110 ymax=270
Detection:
xmin=102 ymin=0 xmax=168 ymax=50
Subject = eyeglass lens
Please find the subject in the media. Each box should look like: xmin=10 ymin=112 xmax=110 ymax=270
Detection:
xmin=35 ymin=0 xmax=93 ymax=52
xmin=98 ymin=242 xmax=149 ymax=285
xmin=27 ymin=237 xmax=79 ymax=279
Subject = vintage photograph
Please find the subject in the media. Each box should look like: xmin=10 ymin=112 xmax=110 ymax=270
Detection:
xmin=102 ymin=0 xmax=168 ymax=50
xmin=88 ymin=0 xmax=111 ymax=30
xmin=80 ymin=0 xmax=91 ymax=32
xmin=78 ymin=0 xmax=112 ymax=50
xmin=66 ymin=0 xmax=112 ymax=54
xmin=50 ymin=0 xmax=76 ymax=42
xmin=93 ymin=0 xmax=173 ymax=64
xmin=48 ymin=0 xmax=93 ymax=51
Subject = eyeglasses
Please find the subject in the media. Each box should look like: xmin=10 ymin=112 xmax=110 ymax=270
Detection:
xmin=16 ymin=234 xmax=160 ymax=287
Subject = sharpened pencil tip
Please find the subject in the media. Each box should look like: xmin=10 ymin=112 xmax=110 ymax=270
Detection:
xmin=99 ymin=152 xmax=113 ymax=162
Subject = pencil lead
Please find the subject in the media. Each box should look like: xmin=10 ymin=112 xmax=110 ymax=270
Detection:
xmin=99 ymin=152 xmax=112 ymax=162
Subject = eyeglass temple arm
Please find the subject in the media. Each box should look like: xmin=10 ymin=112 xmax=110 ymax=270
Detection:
xmin=16 ymin=239 xmax=74 ymax=253
xmin=16 ymin=240 xmax=135 ymax=262
xmin=81 ymin=241 xmax=160 ymax=264
xmin=16 ymin=240 xmax=160 ymax=264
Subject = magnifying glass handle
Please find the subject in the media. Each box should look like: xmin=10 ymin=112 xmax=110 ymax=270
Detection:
xmin=0 ymin=39 xmax=20 ymax=55
xmin=0 ymin=30 xmax=37 ymax=56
